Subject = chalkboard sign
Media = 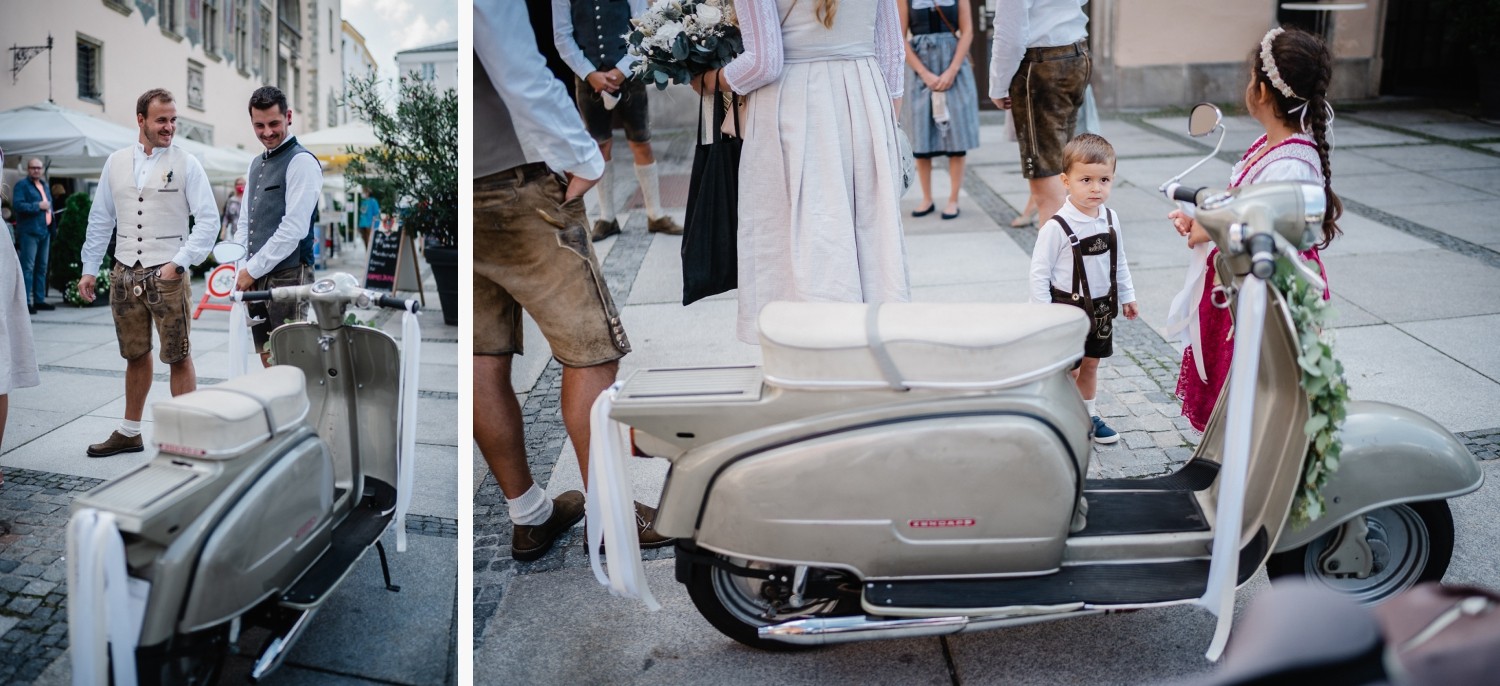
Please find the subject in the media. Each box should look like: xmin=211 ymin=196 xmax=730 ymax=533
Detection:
xmin=364 ymin=229 xmax=403 ymax=291
xmin=364 ymin=229 xmax=427 ymax=305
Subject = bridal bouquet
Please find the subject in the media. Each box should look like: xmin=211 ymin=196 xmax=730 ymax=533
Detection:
xmin=627 ymin=0 xmax=742 ymax=90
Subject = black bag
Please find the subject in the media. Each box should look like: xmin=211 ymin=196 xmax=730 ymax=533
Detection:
xmin=680 ymin=85 xmax=742 ymax=306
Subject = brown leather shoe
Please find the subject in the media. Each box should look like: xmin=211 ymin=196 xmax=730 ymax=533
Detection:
xmin=511 ymin=490 xmax=586 ymax=562
xmin=647 ymin=216 xmax=684 ymax=236
xmin=590 ymin=501 xmax=677 ymax=553
xmin=590 ymin=219 xmax=621 ymax=242
xmin=86 ymin=431 xmax=144 ymax=458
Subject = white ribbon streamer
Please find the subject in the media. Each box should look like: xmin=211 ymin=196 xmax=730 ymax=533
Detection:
xmin=1165 ymin=243 xmax=1213 ymax=383
xmin=68 ymin=509 xmax=147 ymax=686
xmin=1198 ymin=275 xmax=1267 ymax=661
xmin=228 ymin=297 xmax=252 ymax=379
xmin=586 ymin=385 xmax=661 ymax=611
xmin=394 ymin=306 xmax=421 ymax=552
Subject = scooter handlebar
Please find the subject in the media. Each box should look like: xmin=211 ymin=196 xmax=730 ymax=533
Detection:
xmin=237 ymin=290 xmax=273 ymax=302
xmin=1173 ymin=185 xmax=1206 ymax=204
xmin=376 ymin=294 xmax=420 ymax=313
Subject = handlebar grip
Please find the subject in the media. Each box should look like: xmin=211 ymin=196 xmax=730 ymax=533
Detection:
xmin=239 ymin=290 xmax=273 ymax=302
xmin=1173 ymin=185 xmax=1205 ymax=204
xmin=1247 ymin=234 xmax=1277 ymax=280
xmin=378 ymin=294 xmax=419 ymax=313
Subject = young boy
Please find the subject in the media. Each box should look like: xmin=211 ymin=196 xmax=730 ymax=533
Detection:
xmin=1027 ymin=133 xmax=1138 ymax=444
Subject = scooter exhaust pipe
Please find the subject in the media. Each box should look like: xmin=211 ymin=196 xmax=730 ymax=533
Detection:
xmin=759 ymin=609 xmax=1102 ymax=646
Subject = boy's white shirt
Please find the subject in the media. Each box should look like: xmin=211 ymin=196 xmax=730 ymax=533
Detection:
xmin=1028 ymin=198 xmax=1137 ymax=305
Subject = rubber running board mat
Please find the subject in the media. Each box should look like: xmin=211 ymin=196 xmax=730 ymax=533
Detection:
xmin=1074 ymin=490 xmax=1209 ymax=537
xmin=282 ymin=489 xmax=394 ymax=606
xmin=866 ymin=529 xmax=1267 ymax=610
xmin=1085 ymin=458 xmax=1219 ymax=492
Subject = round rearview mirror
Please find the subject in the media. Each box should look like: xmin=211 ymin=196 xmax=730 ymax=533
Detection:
xmin=212 ymin=242 xmax=247 ymax=263
xmin=1188 ymin=103 xmax=1223 ymax=138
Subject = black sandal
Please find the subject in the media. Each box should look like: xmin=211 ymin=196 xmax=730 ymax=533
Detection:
xmin=912 ymin=203 xmax=936 ymax=218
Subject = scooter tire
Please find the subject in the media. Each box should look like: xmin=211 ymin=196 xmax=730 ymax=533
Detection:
xmin=1265 ymin=500 xmax=1454 ymax=605
xmin=685 ymin=557 xmax=857 ymax=652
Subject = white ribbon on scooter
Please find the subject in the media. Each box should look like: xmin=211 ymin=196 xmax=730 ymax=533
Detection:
xmin=395 ymin=307 xmax=422 ymax=552
xmin=68 ymin=509 xmax=148 ymax=686
xmin=228 ymin=297 xmax=252 ymax=379
xmin=586 ymin=385 xmax=661 ymax=611
xmin=1198 ymin=275 xmax=1268 ymax=661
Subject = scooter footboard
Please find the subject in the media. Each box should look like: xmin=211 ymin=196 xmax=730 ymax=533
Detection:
xmin=1274 ymin=401 xmax=1483 ymax=551
xmin=694 ymin=413 xmax=1082 ymax=578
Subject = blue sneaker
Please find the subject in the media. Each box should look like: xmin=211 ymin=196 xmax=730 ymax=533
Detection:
xmin=1091 ymin=416 xmax=1119 ymax=445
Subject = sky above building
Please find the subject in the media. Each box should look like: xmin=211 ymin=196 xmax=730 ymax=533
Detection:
xmin=342 ymin=0 xmax=456 ymax=79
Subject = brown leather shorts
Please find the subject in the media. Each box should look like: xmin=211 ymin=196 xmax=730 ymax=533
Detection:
xmin=111 ymin=262 xmax=193 ymax=364
xmin=474 ymin=163 xmax=630 ymax=367
xmin=246 ymin=263 xmax=313 ymax=349
xmin=1010 ymin=41 xmax=1091 ymax=180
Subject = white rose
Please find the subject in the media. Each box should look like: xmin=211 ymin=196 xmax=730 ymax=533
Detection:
xmin=695 ymin=4 xmax=722 ymax=25
xmin=657 ymin=23 xmax=684 ymax=46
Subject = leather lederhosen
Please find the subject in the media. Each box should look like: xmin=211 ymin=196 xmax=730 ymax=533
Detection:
xmin=1049 ymin=209 xmax=1118 ymax=344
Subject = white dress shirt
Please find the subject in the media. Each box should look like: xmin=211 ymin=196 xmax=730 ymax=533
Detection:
xmin=231 ymin=138 xmax=324 ymax=279
xmin=1029 ymin=199 xmax=1135 ymax=305
xmin=988 ymin=0 xmax=1090 ymax=99
xmin=551 ymin=0 xmax=646 ymax=80
xmin=82 ymin=143 xmax=220 ymax=277
xmin=475 ymin=0 xmax=606 ymax=180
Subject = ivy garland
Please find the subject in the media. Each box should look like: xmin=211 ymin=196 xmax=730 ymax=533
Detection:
xmin=1274 ymin=259 xmax=1351 ymax=528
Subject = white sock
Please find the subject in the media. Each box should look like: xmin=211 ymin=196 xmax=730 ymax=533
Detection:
xmin=1084 ymin=398 xmax=1098 ymax=418
xmin=508 ymin=483 xmax=554 ymax=526
xmin=635 ymin=162 xmax=663 ymax=220
xmin=597 ymin=162 xmax=617 ymax=223
xmin=118 ymin=420 xmax=142 ymax=438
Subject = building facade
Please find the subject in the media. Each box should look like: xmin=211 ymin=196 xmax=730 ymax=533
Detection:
xmin=394 ymin=40 xmax=457 ymax=93
xmin=2 ymin=0 xmax=342 ymax=152
xmin=339 ymin=19 xmax=377 ymax=125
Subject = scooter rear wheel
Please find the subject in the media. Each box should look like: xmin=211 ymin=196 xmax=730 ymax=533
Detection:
xmin=685 ymin=555 xmax=858 ymax=651
xmin=1265 ymin=500 xmax=1454 ymax=604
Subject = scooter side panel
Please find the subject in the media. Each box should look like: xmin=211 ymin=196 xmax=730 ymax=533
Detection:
xmin=696 ymin=414 xmax=1081 ymax=577
xmin=178 ymin=435 xmax=336 ymax=633
xmin=651 ymin=373 xmax=1091 ymax=539
xmin=1274 ymin=401 xmax=1483 ymax=551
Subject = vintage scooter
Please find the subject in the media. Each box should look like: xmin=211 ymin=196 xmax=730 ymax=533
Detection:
xmin=586 ymin=104 xmax=1483 ymax=655
xmin=67 ymin=244 xmax=422 ymax=685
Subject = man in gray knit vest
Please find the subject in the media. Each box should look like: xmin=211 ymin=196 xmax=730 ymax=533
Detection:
xmin=553 ymin=0 xmax=683 ymax=241
xmin=78 ymin=88 xmax=220 ymax=457
xmin=231 ymin=86 xmax=319 ymax=366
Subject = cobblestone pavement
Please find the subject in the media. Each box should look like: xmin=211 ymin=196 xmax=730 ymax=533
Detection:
xmin=0 ymin=466 xmax=457 ymax=684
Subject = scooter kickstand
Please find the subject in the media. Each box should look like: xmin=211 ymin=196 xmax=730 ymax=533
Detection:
xmin=376 ymin=540 xmax=402 ymax=592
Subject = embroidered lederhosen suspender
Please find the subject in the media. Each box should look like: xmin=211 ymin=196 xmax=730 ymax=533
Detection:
xmin=1048 ymin=210 xmax=1118 ymax=340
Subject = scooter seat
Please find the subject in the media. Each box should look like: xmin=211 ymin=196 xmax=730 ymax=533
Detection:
xmin=759 ymin=302 xmax=1089 ymax=390
xmin=153 ymin=366 xmax=311 ymax=458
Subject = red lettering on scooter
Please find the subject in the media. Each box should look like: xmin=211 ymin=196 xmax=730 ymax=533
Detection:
xmin=908 ymin=518 xmax=976 ymax=528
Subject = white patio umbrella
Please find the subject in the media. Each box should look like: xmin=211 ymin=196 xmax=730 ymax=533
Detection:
xmin=0 ymin=102 xmax=255 ymax=184
xmin=296 ymin=121 xmax=379 ymax=167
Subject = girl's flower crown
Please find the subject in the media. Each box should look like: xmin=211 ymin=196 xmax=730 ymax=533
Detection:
xmin=1259 ymin=28 xmax=1300 ymax=101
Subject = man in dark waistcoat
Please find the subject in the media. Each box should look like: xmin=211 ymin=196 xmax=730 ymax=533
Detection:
xmin=552 ymin=0 xmax=683 ymax=241
xmin=232 ymin=85 xmax=320 ymax=366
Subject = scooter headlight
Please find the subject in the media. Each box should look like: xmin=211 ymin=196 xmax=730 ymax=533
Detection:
xmin=1300 ymin=183 xmax=1327 ymax=247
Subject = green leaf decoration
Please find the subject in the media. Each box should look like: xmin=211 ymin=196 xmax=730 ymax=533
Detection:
xmin=1275 ymin=258 xmax=1350 ymax=529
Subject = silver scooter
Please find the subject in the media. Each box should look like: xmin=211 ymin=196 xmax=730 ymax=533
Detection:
xmin=589 ymin=104 xmax=1483 ymax=652
xmin=67 ymin=248 xmax=421 ymax=685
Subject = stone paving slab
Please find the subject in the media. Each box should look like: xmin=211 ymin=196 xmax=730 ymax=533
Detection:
xmin=907 ymin=230 xmax=1032 ymax=288
xmin=1400 ymin=121 xmax=1500 ymax=141
xmin=626 ymin=233 xmax=732 ymax=307
xmin=1319 ymin=211 xmax=1436 ymax=257
xmin=1349 ymin=143 xmax=1500 ymax=172
xmin=1330 ymin=249 xmax=1500 ymax=324
xmin=1429 ymin=166 xmax=1500 ymax=195
xmin=1334 ymin=324 xmax=1500 ymax=433
xmin=1340 ymin=170 xmax=1495 ymax=207
xmin=480 ymin=562 xmax=951 ymax=686
xmin=616 ymin=301 xmax=760 ymax=372
xmin=0 ymin=410 xmax=75 ymax=458
xmin=1397 ymin=313 xmax=1500 ymax=383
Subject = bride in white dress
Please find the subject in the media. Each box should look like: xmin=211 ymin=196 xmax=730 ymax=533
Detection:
xmin=700 ymin=0 xmax=912 ymax=343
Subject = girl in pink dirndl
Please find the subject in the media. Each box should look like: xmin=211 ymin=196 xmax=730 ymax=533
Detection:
xmin=1167 ymin=26 xmax=1344 ymax=432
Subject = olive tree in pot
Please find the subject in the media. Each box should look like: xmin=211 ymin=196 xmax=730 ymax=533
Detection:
xmin=344 ymin=73 xmax=459 ymax=325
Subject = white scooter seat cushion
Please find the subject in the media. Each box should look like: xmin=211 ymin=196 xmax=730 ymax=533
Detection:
xmin=153 ymin=366 xmax=311 ymax=458
xmin=759 ymin=302 xmax=1090 ymax=390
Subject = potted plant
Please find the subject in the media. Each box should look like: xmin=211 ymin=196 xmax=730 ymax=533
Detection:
xmin=50 ymin=192 xmax=112 ymax=306
xmin=344 ymin=74 xmax=459 ymax=325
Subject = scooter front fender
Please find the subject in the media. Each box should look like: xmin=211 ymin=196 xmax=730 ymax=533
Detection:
xmin=1274 ymin=401 xmax=1482 ymax=551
